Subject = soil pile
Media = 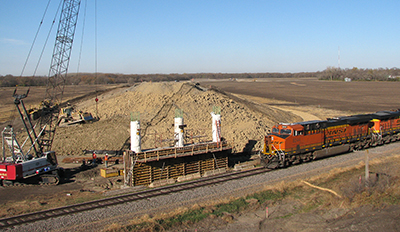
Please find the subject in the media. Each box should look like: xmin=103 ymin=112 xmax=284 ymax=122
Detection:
xmin=52 ymin=82 xmax=301 ymax=156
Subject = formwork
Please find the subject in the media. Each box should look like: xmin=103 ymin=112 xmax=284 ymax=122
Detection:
xmin=123 ymin=141 xmax=231 ymax=186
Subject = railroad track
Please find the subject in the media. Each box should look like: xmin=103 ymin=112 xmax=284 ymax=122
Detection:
xmin=4 ymin=140 xmax=396 ymax=229
xmin=0 ymin=166 xmax=271 ymax=229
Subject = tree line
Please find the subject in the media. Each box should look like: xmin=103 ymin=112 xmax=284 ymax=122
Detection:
xmin=1 ymin=68 xmax=399 ymax=87
xmin=0 ymin=72 xmax=317 ymax=87
xmin=317 ymin=67 xmax=400 ymax=81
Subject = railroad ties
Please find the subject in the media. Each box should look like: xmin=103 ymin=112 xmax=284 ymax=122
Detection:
xmin=0 ymin=166 xmax=271 ymax=229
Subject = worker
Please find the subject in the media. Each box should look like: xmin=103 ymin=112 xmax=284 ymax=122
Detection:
xmin=104 ymin=153 xmax=109 ymax=168
xmin=92 ymin=152 xmax=97 ymax=165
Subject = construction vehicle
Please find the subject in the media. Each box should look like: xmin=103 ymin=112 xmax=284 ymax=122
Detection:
xmin=58 ymin=104 xmax=94 ymax=127
xmin=0 ymin=0 xmax=82 ymax=186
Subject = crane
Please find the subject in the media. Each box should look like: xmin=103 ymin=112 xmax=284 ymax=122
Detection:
xmin=1 ymin=0 xmax=82 ymax=186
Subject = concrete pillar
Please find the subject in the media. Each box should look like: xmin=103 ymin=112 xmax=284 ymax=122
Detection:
xmin=211 ymin=112 xmax=221 ymax=143
xmin=130 ymin=120 xmax=141 ymax=153
xmin=174 ymin=117 xmax=184 ymax=147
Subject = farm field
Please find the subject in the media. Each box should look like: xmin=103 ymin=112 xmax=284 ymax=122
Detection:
xmin=200 ymin=78 xmax=400 ymax=113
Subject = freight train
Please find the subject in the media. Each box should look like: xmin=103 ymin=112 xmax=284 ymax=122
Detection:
xmin=260 ymin=110 xmax=400 ymax=168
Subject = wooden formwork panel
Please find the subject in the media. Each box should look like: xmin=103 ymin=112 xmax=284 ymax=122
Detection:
xmin=215 ymin=156 xmax=228 ymax=169
xmin=127 ymin=151 xmax=230 ymax=186
xmin=185 ymin=158 xmax=200 ymax=175
xmin=169 ymin=162 xmax=184 ymax=177
xmin=132 ymin=163 xmax=151 ymax=186
xmin=200 ymin=158 xmax=212 ymax=173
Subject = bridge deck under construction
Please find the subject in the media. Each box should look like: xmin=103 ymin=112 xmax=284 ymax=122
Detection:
xmin=133 ymin=141 xmax=231 ymax=163
xmin=123 ymin=141 xmax=232 ymax=186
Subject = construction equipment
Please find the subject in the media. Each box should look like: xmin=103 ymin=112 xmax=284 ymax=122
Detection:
xmin=0 ymin=0 xmax=82 ymax=186
xmin=58 ymin=104 xmax=94 ymax=127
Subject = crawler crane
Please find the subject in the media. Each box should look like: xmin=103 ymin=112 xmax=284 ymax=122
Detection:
xmin=1 ymin=0 xmax=82 ymax=186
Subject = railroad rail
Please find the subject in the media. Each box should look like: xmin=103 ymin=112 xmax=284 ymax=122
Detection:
xmin=0 ymin=166 xmax=271 ymax=229
xmin=1 ymin=140 xmax=397 ymax=229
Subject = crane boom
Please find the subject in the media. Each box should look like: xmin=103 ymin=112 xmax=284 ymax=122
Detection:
xmin=39 ymin=0 xmax=81 ymax=153
xmin=46 ymin=0 xmax=81 ymax=104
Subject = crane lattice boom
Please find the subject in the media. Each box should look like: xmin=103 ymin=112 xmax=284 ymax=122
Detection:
xmin=39 ymin=0 xmax=81 ymax=153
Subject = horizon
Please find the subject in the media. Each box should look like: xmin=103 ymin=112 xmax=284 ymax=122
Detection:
xmin=3 ymin=67 xmax=400 ymax=78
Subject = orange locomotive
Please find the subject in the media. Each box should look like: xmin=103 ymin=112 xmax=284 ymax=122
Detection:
xmin=261 ymin=110 xmax=400 ymax=168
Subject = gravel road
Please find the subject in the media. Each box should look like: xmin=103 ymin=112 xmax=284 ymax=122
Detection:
xmin=6 ymin=142 xmax=400 ymax=232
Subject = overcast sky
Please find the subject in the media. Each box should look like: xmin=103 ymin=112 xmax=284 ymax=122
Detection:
xmin=1 ymin=0 xmax=399 ymax=76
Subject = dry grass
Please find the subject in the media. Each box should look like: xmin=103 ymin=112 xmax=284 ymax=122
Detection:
xmin=0 ymin=190 xmax=104 ymax=218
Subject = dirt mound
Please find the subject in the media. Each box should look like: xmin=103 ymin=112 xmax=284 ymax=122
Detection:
xmin=52 ymin=82 xmax=301 ymax=156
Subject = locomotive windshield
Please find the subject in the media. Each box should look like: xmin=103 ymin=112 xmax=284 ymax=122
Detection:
xmin=272 ymin=128 xmax=279 ymax=134
xmin=280 ymin=129 xmax=292 ymax=135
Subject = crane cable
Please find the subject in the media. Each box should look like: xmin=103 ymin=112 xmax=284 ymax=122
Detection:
xmin=74 ymin=0 xmax=88 ymax=100
xmin=94 ymin=0 xmax=99 ymax=120
xmin=76 ymin=0 xmax=87 ymax=74
xmin=20 ymin=0 xmax=52 ymax=77
xmin=33 ymin=0 xmax=63 ymax=77
xmin=13 ymin=0 xmax=60 ymax=124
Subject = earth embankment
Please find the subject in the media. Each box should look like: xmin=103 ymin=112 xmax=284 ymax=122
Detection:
xmin=52 ymin=82 xmax=301 ymax=156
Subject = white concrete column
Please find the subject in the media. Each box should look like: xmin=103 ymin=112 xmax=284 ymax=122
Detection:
xmin=174 ymin=117 xmax=184 ymax=147
xmin=211 ymin=112 xmax=221 ymax=142
xmin=130 ymin=120 xmax=141 ymax=153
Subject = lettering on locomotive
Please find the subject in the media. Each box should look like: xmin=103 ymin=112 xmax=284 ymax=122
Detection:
xmin=326 ymin=127 xmax=347 ymax=135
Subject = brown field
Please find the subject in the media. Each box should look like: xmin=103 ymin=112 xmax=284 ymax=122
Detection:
xmin=200 ymin=78 xmax=400 ymax=113
xmin=2 ymin=78 xmax=398 ymax=126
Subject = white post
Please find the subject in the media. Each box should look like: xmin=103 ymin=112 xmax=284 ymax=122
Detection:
xmin=174 ymin=117 xmax=184 ymax=147
xmin=130 ymin=120 xmax=141 ymax=153
xmin=211 ymin=112 xmax=221 ymax=143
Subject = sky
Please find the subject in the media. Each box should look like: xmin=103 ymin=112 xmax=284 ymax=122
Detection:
xmin=1 ymin=0 xmax=400 ymax=76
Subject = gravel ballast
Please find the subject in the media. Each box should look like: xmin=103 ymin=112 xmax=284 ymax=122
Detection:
xmin=7 ymin=142 xmax=400 ymax=232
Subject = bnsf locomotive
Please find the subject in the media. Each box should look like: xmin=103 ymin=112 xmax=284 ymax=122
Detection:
xmin=261 ymin=110 xmax=400 ymax=168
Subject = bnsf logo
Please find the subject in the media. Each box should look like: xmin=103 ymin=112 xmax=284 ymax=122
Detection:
xmin=326 ymin=128 xmax=347 ymax=135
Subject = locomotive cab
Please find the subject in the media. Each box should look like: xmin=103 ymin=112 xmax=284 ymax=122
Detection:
xmin=262 ymin=121 xmax=325 ymax=168
xmin=263 ymin=123 xmax=299 ymax=156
